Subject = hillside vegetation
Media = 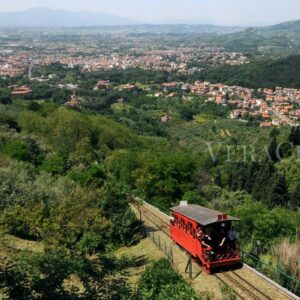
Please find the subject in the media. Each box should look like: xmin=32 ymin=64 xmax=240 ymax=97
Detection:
xmin=1 ymin=65 xmax=300 ymax=296
xmin=210 ymin=19 xmax=300 ymax=55
xmin=201 ymin=55 xmax=300 ymax=89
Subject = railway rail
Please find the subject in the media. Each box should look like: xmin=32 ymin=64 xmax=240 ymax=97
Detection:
xmin=132 ymin=200 xmax=299 ymax=300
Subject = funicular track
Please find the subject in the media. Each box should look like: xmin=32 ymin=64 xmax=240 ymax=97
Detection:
xmin=132 ymin=200 xmax=299 ymax=300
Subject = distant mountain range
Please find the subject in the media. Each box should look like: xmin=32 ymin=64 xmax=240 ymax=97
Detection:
xmin=0 ymin=8 xmax=243 ymax=34
xmin=210 ymin=19 xmax=300 ymax=55
xmin=0 ymin=7 xmax=140 ymax=27
xmin=0 ymin=7 xmax=300 ymax=36
xmin=261 ymin=19 xmax=300 ymax=33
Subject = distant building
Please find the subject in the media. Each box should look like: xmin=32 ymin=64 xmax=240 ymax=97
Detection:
xmin=155 ymin=92 xmax=163 ymax=98
xmin=181 ymin=84 xmax=190 ymax=92
xmin=65 ymin=95 xmax=78 ymax=108
xmin=94 ymin=80 xmax=110 ymax=91
xmin=163 ymin=82 xmax=178 ymax=92
xmin=215 ymin=94 xmax=225 ymax=105
xmin=260 ymin=122 xmax=272 ymax=128
xmin=117 ymin=83 xmax=136 ymax=91
xmin=161 ymin=113 xmax=170 ymax=123
xmin=230 ymin=109 xmax=244 ymax=119
xmin=11 ymin=86 xmax=32 ymax=98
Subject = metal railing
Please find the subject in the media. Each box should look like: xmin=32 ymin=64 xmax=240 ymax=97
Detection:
xmin=241 ymin=250 xmax=300 ymax=296
xmin=147 ymin=230 xmax=174 ymax=265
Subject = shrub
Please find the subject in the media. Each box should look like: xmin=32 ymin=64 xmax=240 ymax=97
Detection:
xmin=136 ymin=259 xmax=199 ymax=300
xmin=76 ymin=232 xmax=106 ymax=254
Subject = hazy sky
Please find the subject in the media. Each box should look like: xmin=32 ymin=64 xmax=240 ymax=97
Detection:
xmin=0 ymin=0 xmax=300 ymax=26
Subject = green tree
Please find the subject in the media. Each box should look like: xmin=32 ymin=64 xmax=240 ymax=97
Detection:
xmin=0 ymin=89 xmax=12 ymax=104
xmin=289 ymin=126 xmax=300 ymax=146
xmin=76 ymin=232 xmax=106 ymax=254
xmin=269 ymin=128 xmax=280 ymax=138
xmin=267 ymin=174 xmax=289 ymax=207
xmin=267 ymin=137 xmax=280 ymax=162
xmin=136 ymin=259 xmax=199 ymax=300
xmin=100 ymin=183 xmax=142 ymax=246
xmin=40 ymin=152 xmax=70 ymax=175
xmin=2 ymin=138 xmax=44 ymax=165
xmin=0 ymin=250 xmax=132 ymax=300
xmin=214 ymin=168 xmax=222 ymax=187
xmin=28 ymin=101 xmax=41 ymax=112
xmin=291 ymin=182 xmax=300 ymax=208
xmin=134 ymin=153 xmax=198 ymax=207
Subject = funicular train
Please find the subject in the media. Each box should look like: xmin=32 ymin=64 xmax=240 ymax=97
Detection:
xmin=170 ymin=202 xmax=241 ymax=274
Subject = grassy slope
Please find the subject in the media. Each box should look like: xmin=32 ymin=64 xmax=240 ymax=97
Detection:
xmin=115 ymin=238 xmax=165 ymax=288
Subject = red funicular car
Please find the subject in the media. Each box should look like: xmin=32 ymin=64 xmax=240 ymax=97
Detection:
xmin=170 ymin=202 xmax=241 ymax=274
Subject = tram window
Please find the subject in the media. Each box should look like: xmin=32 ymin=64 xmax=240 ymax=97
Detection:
xmin=180 ymin=218 xmax=183 ymax=229
xmin=192 ymin=229 xmax=196 ymax=238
